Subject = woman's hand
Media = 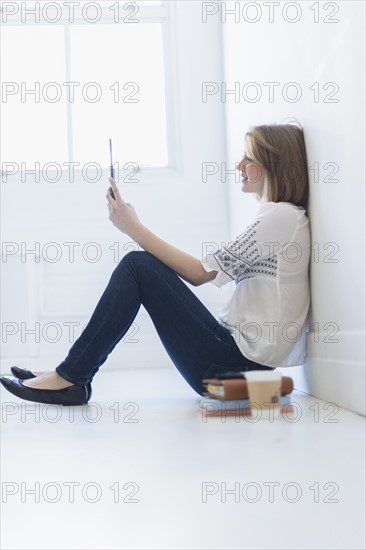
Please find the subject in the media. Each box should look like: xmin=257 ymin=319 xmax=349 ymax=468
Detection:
xmin=106 ymin=178 xmax=141 ymax=236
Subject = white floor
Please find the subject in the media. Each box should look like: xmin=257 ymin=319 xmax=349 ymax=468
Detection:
xmin=1 ymin=367 xmax=365 ymax=550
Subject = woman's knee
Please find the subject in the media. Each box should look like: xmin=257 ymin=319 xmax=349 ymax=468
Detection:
xmin=109 ymin=250 xmax=143 ymax=280
xmin=112 ymin=250 xmax=171 ymax=283
xmin=122 ymin=250 xmax=154 ymax=265
xmin=115 ymin=251 xmax=159 ymax=275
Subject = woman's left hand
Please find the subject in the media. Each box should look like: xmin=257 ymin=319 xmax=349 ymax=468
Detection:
xmin=106 ymin=177 xmax=141 ymax=236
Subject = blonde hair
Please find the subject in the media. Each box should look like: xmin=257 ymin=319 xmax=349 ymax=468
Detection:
xmin=245 ymin=120 xmax=309 ymax=209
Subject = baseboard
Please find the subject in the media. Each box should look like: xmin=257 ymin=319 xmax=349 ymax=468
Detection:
xmin=282 ymin=359 xmax=366 ymax=417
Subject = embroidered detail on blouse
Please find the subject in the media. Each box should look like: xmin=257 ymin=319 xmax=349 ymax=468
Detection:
xmin=213 ymin=220 xmax=278 ymax=284
xmin=237 ymin=257 xmax=278 ymax=283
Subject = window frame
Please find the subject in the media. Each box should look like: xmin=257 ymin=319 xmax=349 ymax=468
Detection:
xmin=1 ymin=1 xmax=182 ymax=181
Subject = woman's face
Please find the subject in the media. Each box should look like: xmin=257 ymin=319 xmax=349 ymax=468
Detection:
xmin=237 ymin=144 xmax=265 ymax=198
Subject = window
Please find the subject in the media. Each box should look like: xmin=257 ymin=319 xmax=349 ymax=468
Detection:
xmin=1 ymin=1 xmax=170 ymax=172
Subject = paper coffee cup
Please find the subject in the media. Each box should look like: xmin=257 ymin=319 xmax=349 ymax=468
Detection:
xmin=245 ymin=370 xmax=282 ymax=418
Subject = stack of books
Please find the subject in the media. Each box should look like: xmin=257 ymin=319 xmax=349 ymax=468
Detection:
xmin=199 ymin=373 xmax=294 ymax=418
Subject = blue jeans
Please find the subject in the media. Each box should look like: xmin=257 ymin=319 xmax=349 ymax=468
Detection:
xmin=56 ymin=251 xmax=272 ymax=395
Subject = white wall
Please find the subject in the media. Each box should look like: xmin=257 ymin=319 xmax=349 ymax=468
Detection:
xmin=220 ymin=0 xmax=365 ymax=414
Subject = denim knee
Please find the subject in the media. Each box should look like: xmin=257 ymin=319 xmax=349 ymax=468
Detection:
xmin=111 ymin=250 xmax=156 ymax=280
xmin=122 ymin=250 xmax=166 ymax=270
xmin=122 ymin=250 xmax=149 ymax=263
xmin=112 ymin=250 xmax=145 ymax=274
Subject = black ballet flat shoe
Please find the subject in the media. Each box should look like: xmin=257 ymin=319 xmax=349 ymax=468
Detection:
xmin=10 ymin=367 xmax=93 ymax=401
xmin=0 ymin=377 xmax=89 ymax=406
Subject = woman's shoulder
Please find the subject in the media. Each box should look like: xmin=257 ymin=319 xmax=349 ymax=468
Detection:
xmin=258 ymin=200 xmax=305 ymax=210
xmin=257 ymin=201 xmax=308 ymax=220
xmin=253 ymin=202 xmax=309 ymax=238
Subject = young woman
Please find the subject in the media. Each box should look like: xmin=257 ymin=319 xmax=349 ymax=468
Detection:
xmin=0 ymin=123 xmax=310 ymax=405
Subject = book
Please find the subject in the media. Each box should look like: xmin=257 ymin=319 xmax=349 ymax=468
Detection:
xmin=202 ymin=376 xmax=294 ymax=401
xmin=199 ymin=394 xmax=293 ymax=417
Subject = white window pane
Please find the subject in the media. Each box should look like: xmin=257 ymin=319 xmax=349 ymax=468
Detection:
xmin=69 ymin=1 xmax=163 ymax=4
xmin=76 ymin=1 xmax=162 ymax=3
xmin=51 ymin=0 xmax=162 ymax=3
xmin=17 ymin=1 xmax=162 ymax=7
xmin=70 ymin=23 xmax=168 ymax=168
xmin=1 ymin=26 xmax=68 ymax=167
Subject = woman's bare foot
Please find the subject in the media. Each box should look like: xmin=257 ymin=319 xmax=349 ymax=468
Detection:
xmin=23 ymin=371 xmax=74 ymax=390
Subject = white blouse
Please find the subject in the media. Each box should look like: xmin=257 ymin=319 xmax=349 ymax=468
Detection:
xmin=200 ymin=201 xmax=311 ymax=368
